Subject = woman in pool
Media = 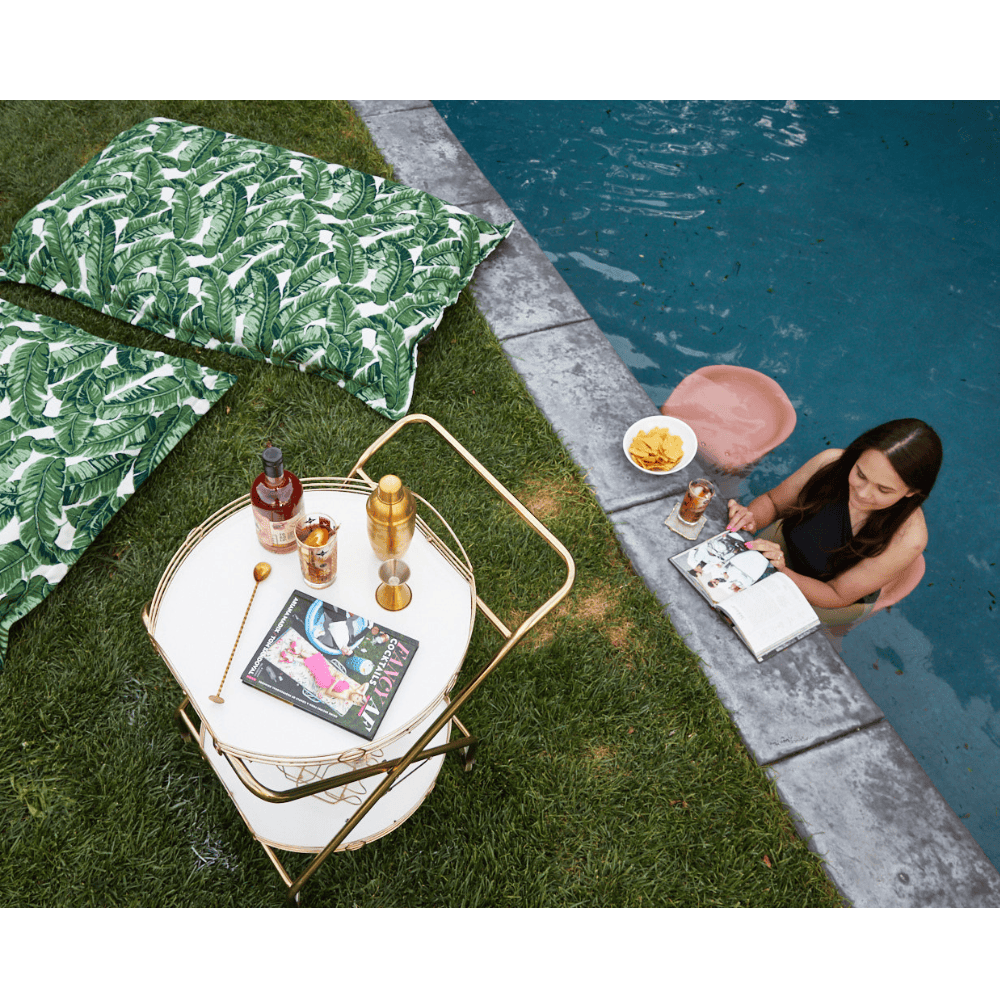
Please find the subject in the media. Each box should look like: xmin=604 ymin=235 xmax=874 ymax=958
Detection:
xmin=725 ymin=418 xmax=942 ymax=628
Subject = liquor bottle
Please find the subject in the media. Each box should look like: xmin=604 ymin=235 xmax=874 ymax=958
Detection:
xmin=251 ymin=446 xmax=304 ymax=553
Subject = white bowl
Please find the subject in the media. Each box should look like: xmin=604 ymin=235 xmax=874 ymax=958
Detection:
xmin=622 ymin=415 xmax=697 ymax=475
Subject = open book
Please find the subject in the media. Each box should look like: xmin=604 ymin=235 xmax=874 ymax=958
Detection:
xmin=669 ymin=530 xmax=821 ymax=661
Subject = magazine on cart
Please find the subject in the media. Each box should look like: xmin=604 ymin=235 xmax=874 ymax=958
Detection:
xmin=669 ymin=530 xmax=821 ymax=662
xmin=240 ymin=589 xmax=419 ymax=738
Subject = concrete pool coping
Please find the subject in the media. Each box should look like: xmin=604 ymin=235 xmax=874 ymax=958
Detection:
xmin=351 ymin=100 xmax=1000 ymax=908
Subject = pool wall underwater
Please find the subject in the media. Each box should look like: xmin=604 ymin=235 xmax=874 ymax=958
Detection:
xmin=352 ymin=100 xmax=1000 ymax=906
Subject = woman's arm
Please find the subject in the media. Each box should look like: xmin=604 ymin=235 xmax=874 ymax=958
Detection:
xmin=747 ymin=491 xmax=779 ymax=530
xmin=778 ymin=563 xmax=851 ymax=608
xmin=746 ymin=538 xmax=848 ymax=606
xmin=826 ymin=516 xmax=927 ymax=605
xmin=728 ymin=448 xmax=844 ymax=533
xmin=751 ymin=514 xmax=927 ymax=609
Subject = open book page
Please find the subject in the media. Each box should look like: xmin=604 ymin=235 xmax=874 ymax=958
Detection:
xmin=719 ymin=573 xmax=820 ymax=654
xmin=673 ymin=530 xmax=775 ymax=605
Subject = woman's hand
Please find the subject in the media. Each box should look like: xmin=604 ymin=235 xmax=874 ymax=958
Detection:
xmin=747 ymin=538 xmax=787 ymax=571
xmin=727 ymin=499 xmax=757 ymax=534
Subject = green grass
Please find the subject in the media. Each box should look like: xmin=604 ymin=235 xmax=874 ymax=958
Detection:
xmin=0 ymin=100 xmax=844 ymax=907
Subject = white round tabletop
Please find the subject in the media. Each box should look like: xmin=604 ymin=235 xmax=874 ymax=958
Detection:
xmin=150 ymin=487 xmax=475 ymax=764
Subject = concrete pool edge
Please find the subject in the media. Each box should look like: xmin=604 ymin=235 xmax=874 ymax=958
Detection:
xmin=351 ymin=100 xmax=1000 ymax=908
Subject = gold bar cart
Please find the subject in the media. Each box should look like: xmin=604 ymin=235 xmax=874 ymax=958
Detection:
xmin=143 ymin=414 xmax=575 ymax=904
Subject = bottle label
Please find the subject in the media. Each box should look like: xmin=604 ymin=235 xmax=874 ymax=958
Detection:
xmin=253 ymin=508 xmax=301 ymax=548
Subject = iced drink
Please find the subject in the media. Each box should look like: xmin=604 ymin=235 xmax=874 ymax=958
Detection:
xmin=295 ymin=513 xmax=338 ymax=589
xmin=679 ymin=479 xmax=715 ymax=524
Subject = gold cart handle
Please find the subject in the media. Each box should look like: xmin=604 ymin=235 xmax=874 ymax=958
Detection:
xmin=349 ymin=412 xmax=576 ymax=644
xmin=284 ymin=414 xmax=576 ymax=903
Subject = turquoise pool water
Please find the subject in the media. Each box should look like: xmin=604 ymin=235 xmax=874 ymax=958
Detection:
xmin=435 ymin=100 xmax=1000 ymax=866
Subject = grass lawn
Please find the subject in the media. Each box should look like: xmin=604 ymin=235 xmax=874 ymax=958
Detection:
xmin=0 ymin=100 xmax=844 ymax=907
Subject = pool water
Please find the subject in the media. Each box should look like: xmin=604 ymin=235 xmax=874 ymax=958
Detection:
xmin=435 ymin=100 xmax=1000 ymax=867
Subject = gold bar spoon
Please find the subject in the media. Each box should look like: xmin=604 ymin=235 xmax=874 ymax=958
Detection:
xmin=209 ymin=562 xmax=271 ymax=704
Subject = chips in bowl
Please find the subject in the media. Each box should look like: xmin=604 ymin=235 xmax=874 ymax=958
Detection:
xmin=628 ymin=426 xmax=685 ymax=472
xmin=622 ymin=416 xmax=697 ymax=476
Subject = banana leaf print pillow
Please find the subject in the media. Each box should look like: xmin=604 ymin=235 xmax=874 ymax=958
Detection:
xmin=0 ymin=300 xmax=237 ymax=670
xmin=0 ymin=117 xmax=512 ymax=421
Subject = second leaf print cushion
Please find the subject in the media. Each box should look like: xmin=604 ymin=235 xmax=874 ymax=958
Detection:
xmin=0 ymin=117 xmax=512 ymax=421
xmin=0 ymin=299 xmax=237 ymax=671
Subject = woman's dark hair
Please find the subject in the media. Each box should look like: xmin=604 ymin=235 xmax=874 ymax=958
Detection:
xmin=781 ymin=418 xmax=943 ymax=580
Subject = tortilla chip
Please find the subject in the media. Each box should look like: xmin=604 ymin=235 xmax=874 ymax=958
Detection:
xmin=629 ymin=427 xmax=684 ymax=471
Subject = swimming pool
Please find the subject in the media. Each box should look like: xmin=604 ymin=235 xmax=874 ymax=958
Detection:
xmin=435 ymin=100 xmax=1000 ymax=867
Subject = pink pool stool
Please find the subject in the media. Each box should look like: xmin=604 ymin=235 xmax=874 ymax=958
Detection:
xmin=660 ymin=365 xmax=797 ymax=473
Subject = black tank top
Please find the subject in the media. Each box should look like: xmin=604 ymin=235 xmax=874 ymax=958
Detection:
xmin=784 ymin=499 xmax=853 ymax=579
xmin=783 ymin=500 xmax=881 ymax=604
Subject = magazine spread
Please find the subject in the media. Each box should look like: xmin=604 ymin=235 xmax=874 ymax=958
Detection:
xmin=240 ymin=590 xmax=419 ymax=738
xmin=669 ymin=530 xmax=821 ymax=661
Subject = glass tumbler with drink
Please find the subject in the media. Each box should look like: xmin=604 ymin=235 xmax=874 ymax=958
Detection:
xmin=678 ymin=479 xmax=716 ymax=524
xmin=296 ymin=513 xmax=339 ymax=589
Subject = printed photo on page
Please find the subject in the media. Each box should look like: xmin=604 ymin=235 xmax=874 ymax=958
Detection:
xmin=680 ymin=531 xmax=775 ymax=604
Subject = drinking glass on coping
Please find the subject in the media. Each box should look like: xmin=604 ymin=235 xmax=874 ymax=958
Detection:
xmin=678 ymin=479 xmax=715 ymax=524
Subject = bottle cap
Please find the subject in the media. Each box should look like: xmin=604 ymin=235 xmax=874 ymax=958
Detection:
xmin=377 ymin=474 xmax=404 ymax=504
xmin=262 ymin=446 xmax=284 ymax=478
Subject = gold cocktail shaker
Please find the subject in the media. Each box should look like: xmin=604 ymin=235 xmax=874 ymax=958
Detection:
xmin=366 ymin=474 xmax=416 ymax=561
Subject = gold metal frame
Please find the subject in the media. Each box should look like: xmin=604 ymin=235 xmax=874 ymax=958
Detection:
xmin=143 ymin=413 xmax=575 ymax=904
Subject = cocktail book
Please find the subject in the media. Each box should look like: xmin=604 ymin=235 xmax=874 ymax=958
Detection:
xmin=669 ymin=530 xmax=822 ymax=662
xmin=240 ymin=589 xmax=418 ymax=738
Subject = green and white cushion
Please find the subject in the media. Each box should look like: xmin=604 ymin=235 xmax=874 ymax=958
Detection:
xmin=0 ymin=300 xmax=237 ymax=669
xmin=0 ymin=117 xmax=512 ymax=420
